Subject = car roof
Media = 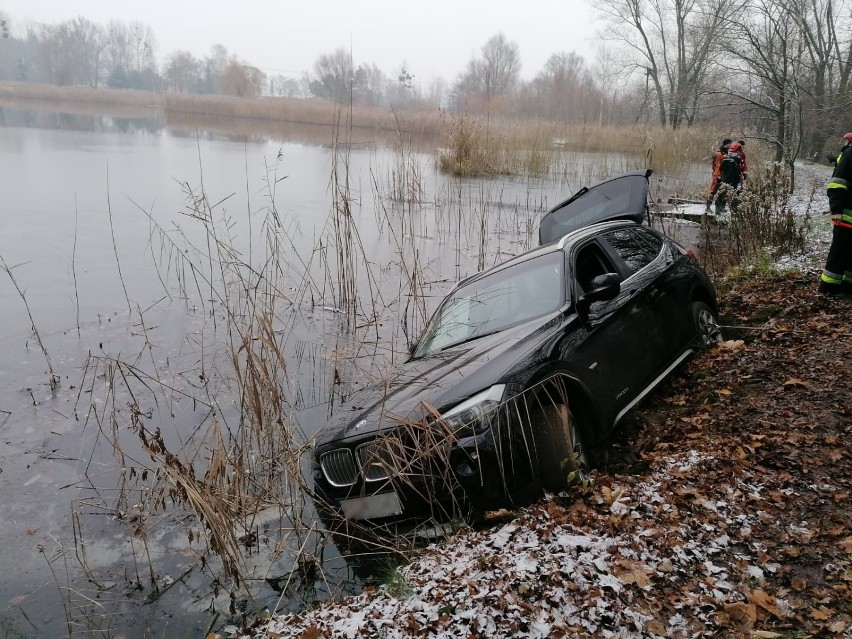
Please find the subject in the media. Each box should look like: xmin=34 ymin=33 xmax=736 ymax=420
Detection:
xmin=538 ymin=169 xmax=653 ymax=246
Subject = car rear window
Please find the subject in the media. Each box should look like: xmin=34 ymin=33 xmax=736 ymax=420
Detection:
xmin=603 ymin=227 xmax=663 ymax=275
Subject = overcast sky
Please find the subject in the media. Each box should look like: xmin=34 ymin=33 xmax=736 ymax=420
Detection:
xmin=0 ymin=0 xmax=597 ymax=88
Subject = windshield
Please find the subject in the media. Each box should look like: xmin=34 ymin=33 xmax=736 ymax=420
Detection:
xmin=414 ymin=252 xmax=564 ymax=358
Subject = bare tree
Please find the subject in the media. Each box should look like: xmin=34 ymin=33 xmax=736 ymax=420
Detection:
xmin=269 ymin=74 xmax=305 ymax=97
xmin=69 ymin=17 xmax=107 ymax=87
xmin=522 ymin=51 xmax=598 ymax=122
xmin=200 ymin=44 xmax=230 ymax=94
xmin=725 ymin=0 xmax=809 ymax=184
xmin=309 ymin=48 xmax=353 ymax=103
xmin=163 ymin=50 xmax=200 ymax=93
xmin=104 ymin=19 xmax=158 ymax=89
xmin=598 ymin=0 xmax=742 ymax=127
xmin=780 ymin=0 xmax=852 ymax=155
xmin=221 ymin=61 xmax=265 ymax=98
xmin=454 ymin=33 xmax=521 ymax=112
xmin=353 ymin=62 xmax=387 ymax=107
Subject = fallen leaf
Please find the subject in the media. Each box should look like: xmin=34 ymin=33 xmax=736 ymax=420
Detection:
xmin=483 ymin=508 xmax=514 ymax=523
xmin=829 ymin=618 xmax=851 ymax=633
xmin=725 ymin=602 xmax=757 ymax=627
xmin=645 ymin=619 xmax=666 ymax=636
xmin=615 ymin=567 xmax=651 ymax=588
xmin=811 ymin=606 xmax=834 ymax=620
xmin=790 ymin=578 xmax=807 ymax=591
xmin=748 ymin=590 xmax=782 ymax=618
xmin=298 ymin=626 xmax=323 ymax=639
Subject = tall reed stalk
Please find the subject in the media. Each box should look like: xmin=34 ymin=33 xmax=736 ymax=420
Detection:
xmin=0 ymin=254 xmax=59 ymax=390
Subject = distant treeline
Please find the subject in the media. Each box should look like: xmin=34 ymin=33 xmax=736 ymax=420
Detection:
xmin=1 ymin=4 xmax=851 ymax=164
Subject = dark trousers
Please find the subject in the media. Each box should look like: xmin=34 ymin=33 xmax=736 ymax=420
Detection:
xmin=713 ymin=183 xmax=739 ymax=213
xmin=820 ymin=222 xmax=852 ymax=292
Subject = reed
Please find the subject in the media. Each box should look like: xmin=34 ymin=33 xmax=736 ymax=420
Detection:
xmin=0 ymin=253 xmax=59 ymax=390
xmin=435 ymin=114 xmax=733 ymax=181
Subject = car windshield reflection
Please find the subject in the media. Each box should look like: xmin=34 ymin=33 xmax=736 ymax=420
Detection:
xmin=414 ymin=253 xmax=564 ymax=358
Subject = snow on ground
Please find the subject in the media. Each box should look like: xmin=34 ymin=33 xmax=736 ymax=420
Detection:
xmin=237 ymin=444 xmax=830 ymax=639
xmin=238 ymin=452 xmax=726 ymax=639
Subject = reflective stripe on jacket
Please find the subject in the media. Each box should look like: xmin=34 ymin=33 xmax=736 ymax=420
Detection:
xmin=827 ymin=146 xmax=852 ymax=215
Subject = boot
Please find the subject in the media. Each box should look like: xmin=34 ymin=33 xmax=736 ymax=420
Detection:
xmin=819 ymin=279 xmax=843 ymax=296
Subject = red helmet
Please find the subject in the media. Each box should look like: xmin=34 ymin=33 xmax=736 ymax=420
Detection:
xmin=843 ymin=132 xmax=852 ymax=143
xmin=729 ymin=141 xmax=743 ymax=152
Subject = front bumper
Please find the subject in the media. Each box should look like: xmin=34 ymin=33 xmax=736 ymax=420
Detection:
xmin=312 ymin=429 xmax=535 ymax=524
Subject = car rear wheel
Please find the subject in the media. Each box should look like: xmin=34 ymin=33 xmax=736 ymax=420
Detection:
xmin=693 ymin=301 xmax=723 ymax=347
xmin=533 ymin=402 xmax=589 ymax=491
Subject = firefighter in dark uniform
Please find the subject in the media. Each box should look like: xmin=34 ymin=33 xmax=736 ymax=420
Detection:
xmin=822 ymin=132 xmax=852 ymax=295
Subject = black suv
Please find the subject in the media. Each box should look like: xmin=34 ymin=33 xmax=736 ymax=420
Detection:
xmin=311 ymin=170 xmax=721 ymax=525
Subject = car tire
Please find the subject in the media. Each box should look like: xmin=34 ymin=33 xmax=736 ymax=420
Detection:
xmin=693 ymin=301 xmax=723 ymax=347
xmin=533 ymin=402 xmax=589 ymax=491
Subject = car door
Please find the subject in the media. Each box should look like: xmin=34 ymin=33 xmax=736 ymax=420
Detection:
xmin=560 ymin=237 xmax=659 ymax=427
xmin=600 ymin=226 xmax=690 ymax=365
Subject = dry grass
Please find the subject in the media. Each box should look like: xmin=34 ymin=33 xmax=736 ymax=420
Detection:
xmin=435 ymin=115 xmax=743 ymax=180
xmin=0 ymin=81 xmax=444 ymax=142
xmin=700 ymin=164 xmax=814 ymax=275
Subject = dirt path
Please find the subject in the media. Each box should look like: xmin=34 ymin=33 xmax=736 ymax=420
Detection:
xmin=241 ymin=273 xmax=851 ymax=639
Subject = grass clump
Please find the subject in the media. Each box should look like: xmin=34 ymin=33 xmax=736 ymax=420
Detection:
xmin=381 ymin=565 xmax=414 ymax=599
xmin=438 ymin=116 xmax=495 ymax=176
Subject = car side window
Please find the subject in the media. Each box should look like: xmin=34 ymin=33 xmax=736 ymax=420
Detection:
xmin=633 ymin=227 xmax=664 ymax=257
xmin=603 ymin=227 xmax=662 ymax=276
xmin=574 ymin=242 xmax=618 ymax=295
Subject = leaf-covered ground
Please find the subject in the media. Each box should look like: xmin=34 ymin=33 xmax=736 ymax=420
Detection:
xmin=236 ymin=273 xmax=851 ymax=639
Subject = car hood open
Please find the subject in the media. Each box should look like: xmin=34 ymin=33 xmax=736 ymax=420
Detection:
xmin=315 ymin=314 xmax=563 ymax=448
xmin=538 ymin=169 xmax=652 ymax=246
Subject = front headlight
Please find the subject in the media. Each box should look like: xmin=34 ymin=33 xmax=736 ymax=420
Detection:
xmin=440 ymin=384 xmax=506 ymax=437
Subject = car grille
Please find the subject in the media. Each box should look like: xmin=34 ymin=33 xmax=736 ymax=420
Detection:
xmin=357 ymin=441 xmax=402 ymax=482
xmin=320 ymin=440 xmax=404 ymax=486
xmin=319 ymin=449 xmax=359 ymax=487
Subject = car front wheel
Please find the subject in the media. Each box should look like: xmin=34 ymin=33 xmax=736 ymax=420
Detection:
xmin=693 ymin=301 xmax=723 ymax=347
xmin=533 ymin=402 xmax=590 ymax=491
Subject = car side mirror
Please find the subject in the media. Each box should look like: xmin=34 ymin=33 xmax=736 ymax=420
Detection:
xmin=577 ymin=273 xmax=621 ymax=319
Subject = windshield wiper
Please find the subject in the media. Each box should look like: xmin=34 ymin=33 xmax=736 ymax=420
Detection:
xmin=439 ymin=329 xmax=503 ymax=352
